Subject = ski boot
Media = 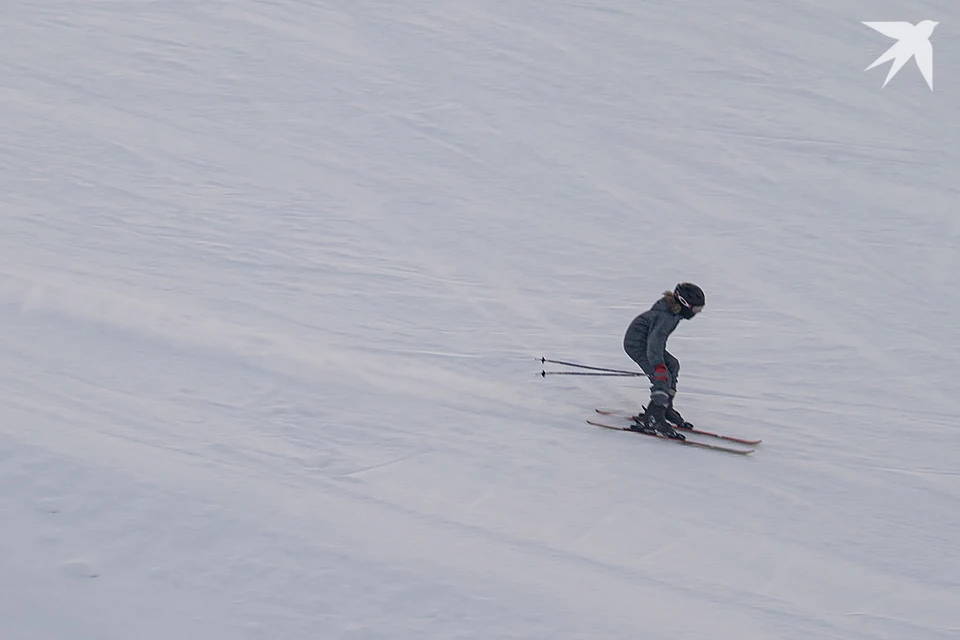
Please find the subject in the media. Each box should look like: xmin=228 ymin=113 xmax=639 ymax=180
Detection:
xmin=632 ymin=403 xmax=685 ymax=440
xmin=664 ymin=398 xmax=689 ymax=429
xmin=629 ymin=412 xmax=654 ymax=434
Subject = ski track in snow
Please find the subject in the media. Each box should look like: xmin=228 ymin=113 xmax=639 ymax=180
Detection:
xmin=2 ymin=1 xmax=959 ymax=639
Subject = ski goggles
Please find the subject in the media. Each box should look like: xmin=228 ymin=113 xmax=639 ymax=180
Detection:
xmin=677 ymin=294 xmax=704 ymax=315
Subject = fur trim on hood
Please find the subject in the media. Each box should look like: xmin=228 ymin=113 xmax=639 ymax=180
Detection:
xmin=662 ymin=290 xmax=683 ymax=315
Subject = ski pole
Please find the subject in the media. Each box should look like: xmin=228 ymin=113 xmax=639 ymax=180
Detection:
xmin=539 ymin=357 xmax=641 ymax=376
xmin=541 ymin=370 xmax=642 ymax=377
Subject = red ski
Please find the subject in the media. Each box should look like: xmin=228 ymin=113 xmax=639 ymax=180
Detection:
xmin=587 ymin=419 xmax=755 ymax=455
xmin=595 ymin=409 xmax=762 ymax=446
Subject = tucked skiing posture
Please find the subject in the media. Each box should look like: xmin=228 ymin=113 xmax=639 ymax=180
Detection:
xmin=623 ymin=283 xmax=705 ymax=440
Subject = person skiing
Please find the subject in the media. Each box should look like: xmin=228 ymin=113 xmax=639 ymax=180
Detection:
xmin=622 ymin=283 xmax=705 ymax=440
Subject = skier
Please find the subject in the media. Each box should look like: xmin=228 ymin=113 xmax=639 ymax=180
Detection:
xmin=622 ymin=283 xmax=705 ymax=440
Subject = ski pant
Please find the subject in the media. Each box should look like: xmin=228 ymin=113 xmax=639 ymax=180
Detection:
xmin=624 ymin=342 xmax=679 ymax=408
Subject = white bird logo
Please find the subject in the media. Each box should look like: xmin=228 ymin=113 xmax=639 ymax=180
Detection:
xmin=863 ymin=21 xmax=939 ymax=90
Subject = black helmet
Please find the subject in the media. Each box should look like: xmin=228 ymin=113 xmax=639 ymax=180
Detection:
xmin=674 ymin=282 xmax=705 ymax=318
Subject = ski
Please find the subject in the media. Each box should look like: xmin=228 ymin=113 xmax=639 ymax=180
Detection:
xmin=595 ymin=409 xmax=762 ymax=445
xmin=587 ymin=420 xmax=755 ymax=455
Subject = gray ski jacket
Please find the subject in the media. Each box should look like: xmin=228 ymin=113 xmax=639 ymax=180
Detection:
xmin=623 ymin=296 xmax=681 ymax=386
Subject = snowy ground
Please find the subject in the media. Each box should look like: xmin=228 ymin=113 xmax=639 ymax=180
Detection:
xmin=2 ymin=1 xmax=959 ymax=639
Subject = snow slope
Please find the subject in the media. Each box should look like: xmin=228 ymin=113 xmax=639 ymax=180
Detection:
xmin=2 ymin=1 xmax=959 ymax=638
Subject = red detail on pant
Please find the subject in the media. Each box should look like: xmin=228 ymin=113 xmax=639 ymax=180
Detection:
xmin=653 ymin=363 xmax=669 ymax=381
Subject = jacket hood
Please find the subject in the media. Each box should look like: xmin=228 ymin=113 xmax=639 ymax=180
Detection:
xmin=660 ymin=291 xmax=682 ymax=315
